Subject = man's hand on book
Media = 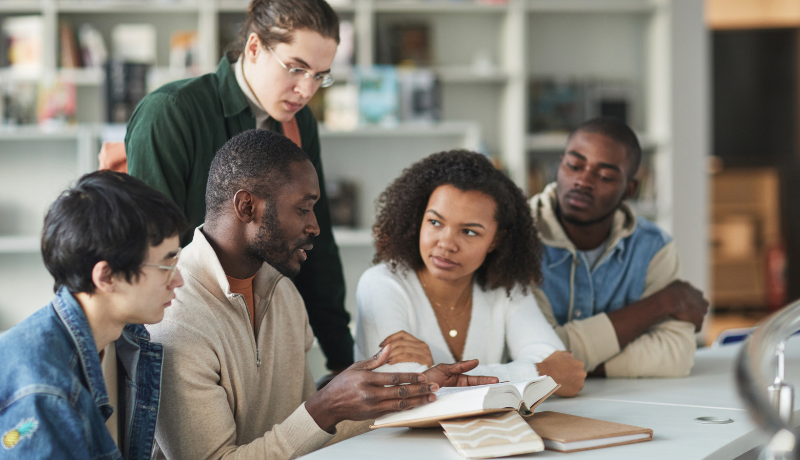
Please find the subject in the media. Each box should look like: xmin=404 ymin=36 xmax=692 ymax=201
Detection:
xmin=305 ymin=345 xmax=439 ymax=433
xmin=536 ymin=351 xmax=586 ymax=397
xmin=423 ymin=359 xmax=500 ymax=388
xmin=380 ymin=330 xmax=434 ymax=366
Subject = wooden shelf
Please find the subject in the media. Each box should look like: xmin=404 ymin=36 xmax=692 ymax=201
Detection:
xmin=319 ymin=120 xmax=480 ymax=138
xmin=57 ymin=0 xmax=200 ymax=13
xmin=0 ymin=1 xmax=43 ymax=13
xmin=527 ymin=0 xmax=659 ymax=13
xmin=527 ymin=131 xmax=661 ymax=152
xmin=0 ymin=125 xmax=89 ymax=140
xmin=217 ymin=0 xmax=355 ymax=13
xmin=373 ymin=1 xmax=508 ymax=13
xmin=57 ymin=67 xmax=104 ymax=85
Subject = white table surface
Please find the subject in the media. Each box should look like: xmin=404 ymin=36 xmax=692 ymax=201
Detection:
xmin=302 ymin=338 xmax=800 ymax=460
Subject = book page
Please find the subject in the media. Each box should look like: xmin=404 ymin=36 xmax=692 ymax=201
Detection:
xmin=436 ymin=379 xmax=531 ymax=398
xmin=511 ymin=377 xmax=546 ymax=395
xmin=520 ymin=376 xmax=557 ymax=409
xmin=373 ymin=386 xmax=492 ymax=426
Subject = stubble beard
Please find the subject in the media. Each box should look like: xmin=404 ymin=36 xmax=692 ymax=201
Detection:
xmin=246 ymin=204 xmax=311 ymax=278
xmin=557 ymin=195 xmax=625 ymax=227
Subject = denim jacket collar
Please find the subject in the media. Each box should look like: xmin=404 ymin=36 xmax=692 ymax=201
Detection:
xmin=51 ymin=286 xmax=110 ymax=415
xmin=531 ymin=183 xmax=638 ymax=269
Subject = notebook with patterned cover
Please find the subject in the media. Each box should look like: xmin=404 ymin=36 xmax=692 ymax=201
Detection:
xmin=440 ymin=411 xmax=545 ymax=459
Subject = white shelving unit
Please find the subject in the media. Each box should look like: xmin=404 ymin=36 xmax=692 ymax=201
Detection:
xmin=0 ymin=0 xmax=709 ymax=361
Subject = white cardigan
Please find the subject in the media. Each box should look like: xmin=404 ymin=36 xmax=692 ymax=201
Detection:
xmin=354 ymin=264 xmax=565 ymax=382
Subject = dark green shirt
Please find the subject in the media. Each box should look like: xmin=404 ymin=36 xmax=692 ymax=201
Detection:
xmin=125 ymin=56 xmax=354 ymax=370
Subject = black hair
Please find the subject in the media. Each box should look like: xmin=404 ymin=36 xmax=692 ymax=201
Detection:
xmin=42 ymin=170 xmax=187 ymax=294
xmin=373 ymin=150 xmax=543 ymax=294
xmin=205 ymin=129 xmax=311 ymax=219
xmin=569 ymin=117 xmax=642 ymax=177
xmin=226 ymin=0 xmax=340 ymax=61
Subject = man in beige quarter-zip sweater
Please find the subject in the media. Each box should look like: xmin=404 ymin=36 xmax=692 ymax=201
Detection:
xmin=148 ymin=129 xmax=498 ymax=460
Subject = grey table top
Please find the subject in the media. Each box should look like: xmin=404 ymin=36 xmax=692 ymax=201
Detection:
xmin=301 ymin=338 xmax=800 ymax=460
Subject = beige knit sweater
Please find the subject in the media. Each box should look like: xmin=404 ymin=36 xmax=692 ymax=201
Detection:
xmin=148 ymin=227 xmax=367 ymax=460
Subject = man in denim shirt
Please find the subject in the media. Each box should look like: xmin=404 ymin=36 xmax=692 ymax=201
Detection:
xmin=530 ymin=118 xmax=709 ymax=378
xmin=0 ymin=171 xmax=186 ymax=459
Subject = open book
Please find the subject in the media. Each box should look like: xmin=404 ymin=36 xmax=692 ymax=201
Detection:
xmin=371 ymin=376 xmax=560 ymax=428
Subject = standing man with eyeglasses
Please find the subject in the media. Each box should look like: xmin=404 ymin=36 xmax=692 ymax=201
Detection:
xmin=125 ymin=0 xmax=353 ymax=380
xmin=0 ymin=171 xmax=187 ymax=459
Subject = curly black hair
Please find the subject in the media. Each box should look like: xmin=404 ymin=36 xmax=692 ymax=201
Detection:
xmin=373 ymin=150 xmax=543 ymax=294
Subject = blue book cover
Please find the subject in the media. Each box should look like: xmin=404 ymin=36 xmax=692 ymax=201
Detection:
xmin=356 ymin=65 xmax=398 ymax=126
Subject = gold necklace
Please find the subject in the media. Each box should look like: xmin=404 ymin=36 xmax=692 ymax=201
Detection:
xmin=420 ymin=280 xmax=472 ymax=338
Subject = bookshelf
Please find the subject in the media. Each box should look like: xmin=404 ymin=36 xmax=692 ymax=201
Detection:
xmin=0 ymin=0 xmax=709 ymax=372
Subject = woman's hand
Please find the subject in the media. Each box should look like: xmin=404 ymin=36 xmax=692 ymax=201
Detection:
xmin=535 ymin=351 xmax=587 ymax=397
xmin=380 ymin=330 xmax=435 ymax=367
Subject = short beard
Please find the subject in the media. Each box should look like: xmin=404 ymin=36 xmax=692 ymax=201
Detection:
xmin=557 ymin=197 xmax=624 ymax=227
xmin=246 ymin=203 xmax=310 ymax=278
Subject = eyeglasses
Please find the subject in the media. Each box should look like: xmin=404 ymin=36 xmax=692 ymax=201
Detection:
xmin=142 ymin=247 xmax=181 ymax=285
xmin=267 ymin=45 xmax=335 ymax=88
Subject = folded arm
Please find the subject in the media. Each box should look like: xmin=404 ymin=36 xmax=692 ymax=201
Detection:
xmin=537 ymin=242 xmax=707 ymax=377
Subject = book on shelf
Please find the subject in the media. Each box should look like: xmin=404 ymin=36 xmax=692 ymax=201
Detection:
xmin=326 ymin=179 xmax=358 ymax=228
xmin=112 ymin=24 xmax=156 ymax=64
xmin=526 ymin=411 xmax=653 ymax=453
xmin=78 ymin=23 xmax=108 ymax=68
xmin=331 ymin=19 xmax=355 ymax=69
xmin=441 ymin=411 xmax=544 ymax=459
xmin=356 ymin=65 xmax=398 ymax=126
xmin=322 ymin=83 xmax=359 ymax=131
xmin=37 ymin=77 xmax=77 ymax=127
xmin=377 ymin=22 xmax=431 ymax=67
xmin=371 ymin=376 xmax=559 ymax=429
xmin=529 ymin=77 xmax=638 ymax=134
xmin=170 ymin=31 xmax=200 ymax=74
xmin=398 ymin=68 xmax=440 ymax=124
xmin=60 ymin=22 xmax=81 ymax=69
xmin=1 ymin=81 xmax=38 ymax=125
xmin=528 ymin=78 xmax=583 ymax=134
xmin=2 ymin=15 xmax=43 ymax=73
xmin=106 ymin=60 xmax=149 ymax=123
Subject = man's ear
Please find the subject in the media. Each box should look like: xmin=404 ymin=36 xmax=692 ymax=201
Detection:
xmin=624 ymin=178 xmax=640 ymax=200
xmin=91 ymin=261 xmax=116 ymax=294
xmin=245 ymin=33 xmax=261 ymax=63
xmin=233 ymin=190 xmax=257 ymax=224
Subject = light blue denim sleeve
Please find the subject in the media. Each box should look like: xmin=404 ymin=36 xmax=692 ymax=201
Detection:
xmin=0 ymin=394 xmax=95 ymax=460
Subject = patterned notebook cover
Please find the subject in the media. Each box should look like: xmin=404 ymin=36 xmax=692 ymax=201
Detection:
xmin=440 ymin=411 xmax=545 ymax=459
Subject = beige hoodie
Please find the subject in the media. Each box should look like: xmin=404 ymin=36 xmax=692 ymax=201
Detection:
xmin=148 ymin=227 xmax=368 ymax=460
xmin=530 ymin=183 xmax=696 ymax=378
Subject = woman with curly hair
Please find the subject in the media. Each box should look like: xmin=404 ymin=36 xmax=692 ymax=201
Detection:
xmin=354 ymin=150 xmax=586 ymax=396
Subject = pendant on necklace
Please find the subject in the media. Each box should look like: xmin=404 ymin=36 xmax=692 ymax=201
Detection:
xmin=449 ymin=329 xmax=458 ymax=338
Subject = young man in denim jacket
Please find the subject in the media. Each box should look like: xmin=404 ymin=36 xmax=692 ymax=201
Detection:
xmin=530 ymin=118 xmax=709 ymax=378
xmin=0 ymin=171 xmax=186 ymax=459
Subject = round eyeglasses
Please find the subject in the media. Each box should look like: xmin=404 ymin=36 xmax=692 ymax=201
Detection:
xmin=142 ymin=247 xmax=181 ymax=285
xmin=267 ymin=45 xmax=335 ymax=88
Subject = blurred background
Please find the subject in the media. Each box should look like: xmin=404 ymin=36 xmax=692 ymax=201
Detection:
xmin=0 ymin=0 xmax=792 ymax=374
